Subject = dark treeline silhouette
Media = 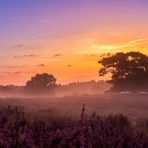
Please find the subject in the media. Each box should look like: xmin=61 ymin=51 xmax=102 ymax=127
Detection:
xmin=0 ymin=51 xmax=147 ymax=96
xmin=0 ymin=79 xmax=109 ymax=97
xmin=56 ymin=80 xmax=110 ymax=96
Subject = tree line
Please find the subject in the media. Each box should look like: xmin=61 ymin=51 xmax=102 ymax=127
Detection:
xmin=0 ymin=51 xmax=148 ymax=94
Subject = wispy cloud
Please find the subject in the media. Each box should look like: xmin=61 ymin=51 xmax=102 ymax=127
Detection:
xmin=0 ymin=65 xmax=29 ymax=69
xmin=91 ymin=37 xmax=148 ymax=52
xmin=15 ymin=44 xmax=24 ymax=48
xmin=36 ymin=64 xmax=45 ymax=67
xmin=128 ymin=38 xmax=148 ymax=44
xmin=0 ymin=71 xmax=21 ymax=75
xmin=54 ymin=54 xmax=63 ymax=57
xmin=0 ymin=65 xmax=18 ymax=69
xmin=14 ymin=71 xmax=22 ymax=75
xmin=14 ymin=54 xmax=36 ymax=58
xmin=67 ymin=64 xmax=72 ymax=67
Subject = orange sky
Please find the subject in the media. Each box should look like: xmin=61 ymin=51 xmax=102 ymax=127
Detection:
xmin=0 ymin=1 xmax=148 ymax=85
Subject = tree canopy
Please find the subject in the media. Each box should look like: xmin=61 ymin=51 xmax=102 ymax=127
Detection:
xmin=98 ymin=52 xmax=148 ymax=92
xmin=26 ymin=73 xmax=57 ymax=93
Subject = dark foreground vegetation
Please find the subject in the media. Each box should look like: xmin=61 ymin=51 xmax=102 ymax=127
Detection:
xmin=0 ymin=106 xmax=148 ymax=148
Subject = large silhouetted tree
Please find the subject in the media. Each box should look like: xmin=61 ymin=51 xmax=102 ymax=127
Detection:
xmin=98 ymin=52 xmax=148 ymax=92
xmin=26 ymin=73 xmax=57 ymax=93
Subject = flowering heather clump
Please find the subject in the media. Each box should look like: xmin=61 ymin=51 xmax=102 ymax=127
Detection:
xmin=0 ymin=106 xmax=148 ymax=148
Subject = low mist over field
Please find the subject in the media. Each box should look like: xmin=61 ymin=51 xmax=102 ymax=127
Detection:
xmin=0 ymin=80 xmax=110 ymax=97
xmin=0 ymin=93 xmax=148 ymax=121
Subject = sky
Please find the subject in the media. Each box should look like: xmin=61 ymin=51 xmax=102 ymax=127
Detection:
xmin=0 ymin=0 xmax=148 ymax=85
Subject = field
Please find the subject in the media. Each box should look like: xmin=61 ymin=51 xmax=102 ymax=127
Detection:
xmin=0 ymin=93 xmax=148 ymax=121
xmin=0 ymin=93 xmax=148 ymax=147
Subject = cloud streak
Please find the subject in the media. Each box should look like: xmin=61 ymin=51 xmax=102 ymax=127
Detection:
xmin=91 ymin=37 xmax=148 ymax=52
xmin=128 ymin=38 xmax=148 ymax=44
xmin=14 ymin=54 xmax=36 ymax=58
xmin=67 ymin=64 xmax=72 ymax=67
xmin=54 ymin=54 xmax=63 ymax=57
xmin=36 ymin=64 xmax=45 ymax=67
xmin=15 ymin=44 xmax=24 ymax=48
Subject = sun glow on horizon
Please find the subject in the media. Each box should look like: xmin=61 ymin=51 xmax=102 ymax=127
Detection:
xmin=0 ymin=1 xmax=148 ymax=85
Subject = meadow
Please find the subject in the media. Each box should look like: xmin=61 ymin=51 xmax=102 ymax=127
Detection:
xmin=1 ymin=93 xmax=148 ymax=120
xmin=0 ymin=93 xmax=148 ymax=147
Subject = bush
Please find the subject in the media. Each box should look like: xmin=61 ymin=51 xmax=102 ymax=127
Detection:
xmin=0 ymin=106 xmax=147 ymax=148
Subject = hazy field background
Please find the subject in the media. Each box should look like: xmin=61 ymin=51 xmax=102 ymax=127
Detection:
xmin=0 ymin=93 xmax=147 ymax=122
